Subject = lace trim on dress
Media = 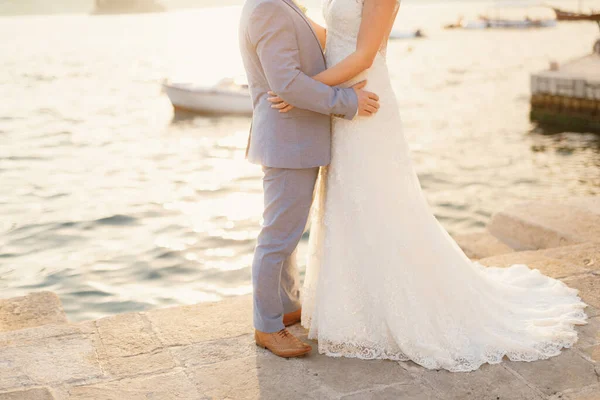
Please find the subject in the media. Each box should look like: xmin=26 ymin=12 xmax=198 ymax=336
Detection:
xmin=310 ymin=312 xmax=587 ymax=372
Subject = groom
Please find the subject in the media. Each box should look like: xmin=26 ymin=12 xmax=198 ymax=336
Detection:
xmin=239 ymin=0 xmax=379 ymax=358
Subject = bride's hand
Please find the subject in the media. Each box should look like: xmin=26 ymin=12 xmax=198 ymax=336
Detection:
xmin=267 ymin=91 xmax=294 ymax=113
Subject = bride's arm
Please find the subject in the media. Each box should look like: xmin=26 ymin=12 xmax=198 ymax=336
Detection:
xmin=307 ymin=16 xmax=327 ymax=49
xmin=312 ymin=0 xmax=398 ymax=87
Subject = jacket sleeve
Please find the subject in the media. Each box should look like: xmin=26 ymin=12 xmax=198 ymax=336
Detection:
xmin=247 ymin=1 xmax=358 ymax=120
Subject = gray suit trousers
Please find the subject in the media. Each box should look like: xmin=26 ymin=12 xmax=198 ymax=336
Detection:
xmin=252 ymin=166 xmax=318 ymax=333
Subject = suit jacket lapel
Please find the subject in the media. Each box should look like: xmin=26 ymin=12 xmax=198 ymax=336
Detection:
xmin=280 ymin=0 xmax=326 ymax=64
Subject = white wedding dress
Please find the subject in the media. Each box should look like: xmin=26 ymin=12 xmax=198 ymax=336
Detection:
xmin=301 ymin=0 xmax=588 ymax=372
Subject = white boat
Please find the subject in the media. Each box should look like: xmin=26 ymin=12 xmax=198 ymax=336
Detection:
xmin=445 ymin=17 xmax=556 ymax=29
xmin=445 ymin=1 xmax=557 ymax=29
xmin=389 ymin=29 xmax=425 ymax=39
xmin=162 ymin=78 xmax=253 ymax=116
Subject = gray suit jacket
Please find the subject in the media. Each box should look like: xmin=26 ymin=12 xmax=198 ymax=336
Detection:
xmin=238 ymin=0 xmax=359 ymax=169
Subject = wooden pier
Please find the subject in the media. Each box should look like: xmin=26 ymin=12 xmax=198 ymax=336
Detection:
xmin=530 ymin=51 xmax=600 ymax=133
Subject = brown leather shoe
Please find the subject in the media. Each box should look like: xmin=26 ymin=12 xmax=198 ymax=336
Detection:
xmin=255 ymin=328 xmax=312 ymax=358
xmin=283 ymin=308 xmax=302 ymax=327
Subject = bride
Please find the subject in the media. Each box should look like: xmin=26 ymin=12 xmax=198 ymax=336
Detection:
xmin=270 ymin=0 xmax=588 ymax=372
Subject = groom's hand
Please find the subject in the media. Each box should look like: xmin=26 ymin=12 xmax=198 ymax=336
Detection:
xmin=352 ymin=81 xmax=380 ymax=117
xmin=267 ymin=91 xmax=294 ymax=113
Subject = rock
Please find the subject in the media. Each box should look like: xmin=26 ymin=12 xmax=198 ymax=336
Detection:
xmin=487 ymin=197 xmax=600 ymax=250
xmin=0 ymin=292 xmax=67 ymax=333
xmin=452 ymin=231 xmax=514 ymax=259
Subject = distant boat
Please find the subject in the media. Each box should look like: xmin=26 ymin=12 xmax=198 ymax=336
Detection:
xmin=163 ymin=78 xmax=253 ymax=116
xmin=446 ymin=1 xmax=557 ymax=29
xmin=92 ymin=0 xmax=165 ymax=15
xmin=549 ymin=7 xmax=600 ymax=21
xmin=389 ymin=29 xmax=425 ymax=39
xmin=445 ymin=16 xmax=556 ymax=29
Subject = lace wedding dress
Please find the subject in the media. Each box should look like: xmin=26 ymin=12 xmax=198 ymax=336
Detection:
xmin=301 ymin=0 xmax=588 ymax=372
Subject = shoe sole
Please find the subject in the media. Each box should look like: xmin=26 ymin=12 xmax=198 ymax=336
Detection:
xmin=255 ymin=342 xmax=311 ymax=358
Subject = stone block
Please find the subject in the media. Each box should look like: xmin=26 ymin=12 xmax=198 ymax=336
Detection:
xmin=0 ymin=388 xmax=55 ymax=400
xmin=65 ymin=370 xmax=199 ymax=400
xmin=144 ymin=295 xmax=252 ymax=347
xmin=341 ymin=383 xmax=441 ymax=400
xmin=0 ymin=360 xmax=34 ymax=391
xmin=580 ymin=344 xmax=600 ymax=364
xmin=0 ymin=331 xmax=103 ymax=388
xmin=504 ymin=350 xmax=597 ymax=396
xmin=557 ymin=385 xmax=600 ymax=400
xmin=487 ymin=198 xmax=600 ymax=250
xmin=0 ymin=323 xmax=83 ymax=348
xmin=186 ymin=353 xmax=335 ymax=400
xmin=94 ymin=312 xmax=161 ymax=358
xmin=169 ymin=334 xmax=256 ymax=369
xmin=541 ymin=242 xmax=600 ymax=275
xmin=101 ymin=350 xmax=176 ymax=378
xmin=563 ymin=274 xmax=600 ymax=311
xmin=0 ymin=292 xmax=67 ymax=333
xmin=477 ymin=251 xmax=580 ymax=279
xmin=452 ymin=231 xmax=514 ymax=260
xmin=575 ymin=316 xmax=600 ymax=349
xmin=77 ymin=314 xmax=175 ymax=378
xmin=416 ymin=363 xmax=544 ymax=400
xmin=303 ymin=352 xmax=414 ymax=395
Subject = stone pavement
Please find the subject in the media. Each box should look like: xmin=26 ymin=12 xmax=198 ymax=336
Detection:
xmin=1 ymin=197 xmax=599 ymax=400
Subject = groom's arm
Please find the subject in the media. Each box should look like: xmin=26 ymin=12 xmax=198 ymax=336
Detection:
xmin=247 ymin=1 xmax=358 ymax=120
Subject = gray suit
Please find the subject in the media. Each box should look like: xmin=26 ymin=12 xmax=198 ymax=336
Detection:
xmin=239 ymin=0 xmax=358 ymax=332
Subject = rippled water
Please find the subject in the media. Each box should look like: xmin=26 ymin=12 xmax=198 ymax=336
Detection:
xmin=1 ymin=1 xmax=599 ymax=322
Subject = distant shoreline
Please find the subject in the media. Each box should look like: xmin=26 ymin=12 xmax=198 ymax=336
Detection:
xmin=0 ymin=0 xmax=595 ymax=18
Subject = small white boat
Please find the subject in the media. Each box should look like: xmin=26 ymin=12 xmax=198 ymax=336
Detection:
xmin=445 ymin=17 xmax=556 ymax=29
xmin=445 ymin=1 xmax=557 ymax=29
xmin=162 ymin=78 xmax=253 ymax=116
xmin=389 ymin=29 xmax=425 ymax=39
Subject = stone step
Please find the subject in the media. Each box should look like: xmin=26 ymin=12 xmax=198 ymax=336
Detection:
xmin=487 ymin=196 xmax=600 ymax=251
xmin=0 ymin=251 xmax=598 ymax=400
xmin=0 ymin=291 xmax=68 ymax=333
xmin=477 ymin=241 xmax=600 ymax=280
xmin=452 ymin=231 xmax=515 ymax=260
